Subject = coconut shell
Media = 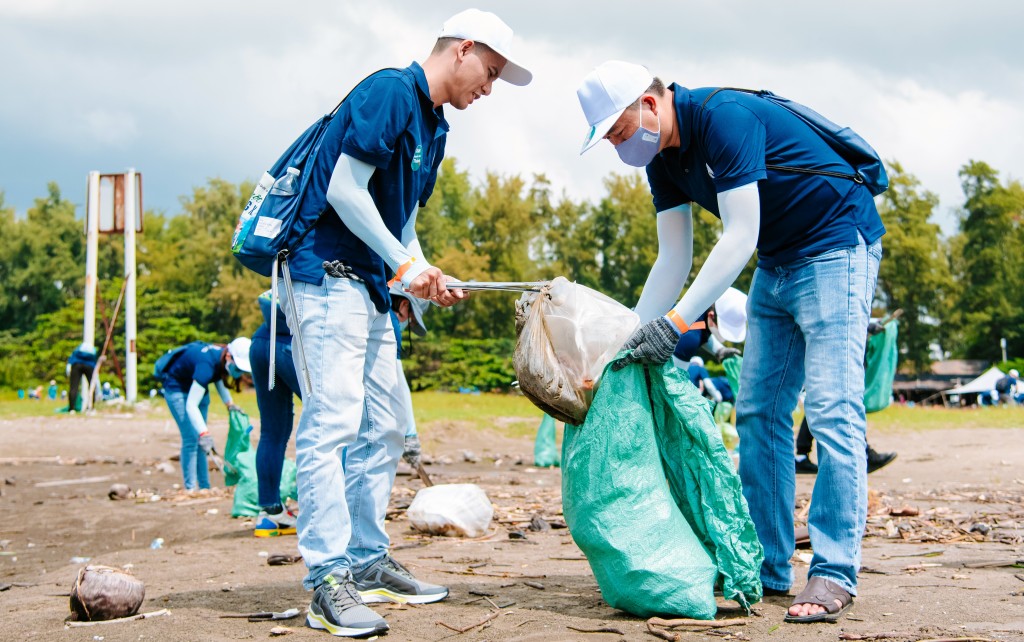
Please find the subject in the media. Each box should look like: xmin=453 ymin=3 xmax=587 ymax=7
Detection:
xmin=68 ymin=565 xmax=145 ymax=621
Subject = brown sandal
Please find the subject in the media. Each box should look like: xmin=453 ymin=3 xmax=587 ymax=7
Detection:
xmin=783 ymin=576 xmax=853 ymax=623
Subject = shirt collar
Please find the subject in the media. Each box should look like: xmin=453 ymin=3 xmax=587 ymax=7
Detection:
xmin=408 ymin=61 xmax=449 ymax=135
xmin=666 ymin=82 xmax=692 ymax=155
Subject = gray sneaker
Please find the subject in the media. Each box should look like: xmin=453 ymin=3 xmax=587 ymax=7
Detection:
xmin=353 ymin=555 xmax=449 ymax=604
xmin=307 ymin=572 xmax=388 ymax=637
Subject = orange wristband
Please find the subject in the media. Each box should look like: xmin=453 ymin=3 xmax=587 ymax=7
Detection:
xmin=665 ymin=309 xmax=689 ymax=334
xmin=387 ymin=258 xmax=417 ymax=287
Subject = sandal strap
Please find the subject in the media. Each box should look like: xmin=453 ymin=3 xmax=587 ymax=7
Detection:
xmin=791 ymin=576 xmax=852 ymax=614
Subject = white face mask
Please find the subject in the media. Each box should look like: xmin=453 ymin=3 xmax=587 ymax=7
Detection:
xmin=399 ymin=319 xmax=410 ymax=332
xmin=615 ymin=105 xmax=661 ymax=167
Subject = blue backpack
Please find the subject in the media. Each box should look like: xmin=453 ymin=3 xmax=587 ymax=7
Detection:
xmin=702 ymin=88 xmax=889 ymax=196
xmin=153 ymin=341 xmax=205 ymax=382
xmin=231 ymin=69 xmax=395 ymax=278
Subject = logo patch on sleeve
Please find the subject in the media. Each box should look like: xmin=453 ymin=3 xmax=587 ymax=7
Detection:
xmin=411 ymin=145 xmax=423 ymax=171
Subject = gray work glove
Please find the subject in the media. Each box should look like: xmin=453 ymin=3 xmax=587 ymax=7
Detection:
xmin=198 ymin=432 xmax=215 ymax=455
xmin=715 ymin=346 xmax=742 ymax=361
xmin=867 ymin=321 xmax=885 ymax=336
xmin=402 ymin=434 xmax=422 ymax=468
xmin=612 ymin=317 xmax=680 ymax=371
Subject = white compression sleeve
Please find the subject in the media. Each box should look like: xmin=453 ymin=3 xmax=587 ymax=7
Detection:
xmin=633 ymin=205 xmax=693 ymax=324
xmin=185 ymin=381 xmax=209 ymax=435
xmin=670 ymin=183 xmax=760 ymax=325
xmin=214 ymin=379 xmax=232 ymax=406
xmin=326 ymin=154 xmax=432 ymax=287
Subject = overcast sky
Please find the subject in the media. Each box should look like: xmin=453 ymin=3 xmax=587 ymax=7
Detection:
xmin=2 ymin=1 xmax=1021 ymax=236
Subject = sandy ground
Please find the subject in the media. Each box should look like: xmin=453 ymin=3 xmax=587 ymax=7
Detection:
xmin=1 ymin=406 xmax=1023 ymax=642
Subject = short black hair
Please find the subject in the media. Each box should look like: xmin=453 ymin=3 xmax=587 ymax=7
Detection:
xmin=432 ymin=37 xmax=495 ymax=57
xmin=628 ymin=77 xmax=666 ymax=110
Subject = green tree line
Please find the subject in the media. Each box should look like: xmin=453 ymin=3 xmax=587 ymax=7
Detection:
xmin=1 ymin=157 xmax=1022 ymax=392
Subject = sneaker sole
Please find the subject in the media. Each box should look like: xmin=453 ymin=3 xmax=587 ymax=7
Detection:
xmin=254 ymin=527 xmax=297 ymax=537
xmin=306 ymin=612 xmax=388 ymax=637
xmin=359 ymin=587 xmax=449 ymax=604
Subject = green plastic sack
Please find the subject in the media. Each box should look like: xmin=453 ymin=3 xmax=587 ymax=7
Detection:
xmin=562 ymin=360 xmax=763 ymax=618
xmin=723 ymin=355 xmax=743 ymax=396
xmin=231 ymin=452 xmax=297 ymax=517
xmin=225 ymin=409 xmax=297 ymax=517
xmin=864 ymin=320 xmax=898 ymax=413
xmin=224 ymin=409 xmax=253 ymax=487
xmin=533 ymin=415 xmax=560 ymax=468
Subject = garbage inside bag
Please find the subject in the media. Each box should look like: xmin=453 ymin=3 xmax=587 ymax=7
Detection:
xmin=513 ymin=277 xmax=639 ymax=425
xmin=406 ymin=483 xmax=493 ymax=538
xmin=562 ymin=360 xmax=763 ymax=618
xmin=533 ymin=414 xmax=560 ymax=468
xmin=224 ymin=408 xmax=297 ymax=517
xmin=68 ymin=565 xmax=145 ymax=622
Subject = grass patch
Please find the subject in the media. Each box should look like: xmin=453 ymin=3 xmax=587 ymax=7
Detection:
xmin=411 ymin=391 xmax=544 ymax=439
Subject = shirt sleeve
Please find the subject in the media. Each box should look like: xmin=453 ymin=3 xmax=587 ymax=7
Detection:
xmin=191 ymin=358 xmax=217 ymax=388
xmin=340 ymin=76 xmax=414 ymax=170
xmin=701 ymin=102 xmax=768 ymax=192
xmin=647 ymin=159 xmax=689 ymax=212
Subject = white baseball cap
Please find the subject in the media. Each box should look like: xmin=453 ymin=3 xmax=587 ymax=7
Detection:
xmin=577 ymin=60 xmax=654 ymax=154
xmin=439 ymin=9 xmax=532 ymax=86
xmin=1011 ymin=369 xmax=1020 ymax=378
xmin=714 ymin=287 xmax=748 ymax=344
xmin=227 ymin=337 xmax=252 ymax=373
xmin=388 ymin=284 xmax=431 ymax=337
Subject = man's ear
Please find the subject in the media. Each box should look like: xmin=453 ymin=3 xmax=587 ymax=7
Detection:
xmin=456 ymin=39 xmax=474 ymax=61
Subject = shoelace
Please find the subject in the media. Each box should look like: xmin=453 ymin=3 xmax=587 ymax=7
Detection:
xmin=380 ymin=556 xmax=415 ymax=580
xmin=327 ymin=575 xmax=365 ymax=610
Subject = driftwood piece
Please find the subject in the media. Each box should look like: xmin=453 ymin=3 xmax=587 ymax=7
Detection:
xmin=648 ymin=616 xmax=748 ymax=629
xmin=567 ymin=624 xmax=625 ymax=635
xmin=646 ymin=621 xmax=680 ymax=641
xmin=65 ymin=608 xmax=169 ymax=628
xmin=436 ymin=609 xmax=502 ymax=634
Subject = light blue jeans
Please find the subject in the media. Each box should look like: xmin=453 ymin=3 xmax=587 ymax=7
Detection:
xmin=165 ymin=388 xmax=211 ymax=490
xmin=736 ymin=238 xmax=882 ymax=596
xmin=282 ymin=275 xmax=404 ymax=590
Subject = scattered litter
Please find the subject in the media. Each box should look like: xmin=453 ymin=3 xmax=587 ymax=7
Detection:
xmin=267 ymin=554 xmax=302 ymax=566
xmin=257 ymin=551 xmax=270 ymax=558
xmin=70 ymin=557 xmax=91 ymax=564
xmin=406 ymin=484 xmax=493 ymax=538
xmin=154 ymin=462 xmax=175 ymax=474
xmin=149 ymin=538 xmax=164 ymax=550
xmin=107 ymin=484 xmax=132 ymax=501
xmin=222 ymin=608 xmax=301 ymax=622
xmin=523 ymin=581 xmax=545 ymax=590
xmin=205 ymin=508 xmax=219 ymax=516
xmin=508 ymin=530 xmax=528 ymax=540
xmin=269 ymin=626 xmax=292 ymax=636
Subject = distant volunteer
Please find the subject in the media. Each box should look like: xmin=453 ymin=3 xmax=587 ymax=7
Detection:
xmin=161 ymin=340 xmax=251 ymax=490
xmin=578 ymin=61 xmax=884 ymax=623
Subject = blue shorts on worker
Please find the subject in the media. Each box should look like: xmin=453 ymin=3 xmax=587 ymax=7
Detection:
xmin=282 ymin=62 xmax=447 ymax=590
xmin=644 ymin=83 xmax=885 ymax=598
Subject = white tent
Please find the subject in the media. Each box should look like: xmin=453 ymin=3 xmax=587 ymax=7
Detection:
xmin=945 ymin=366 xmax=1005 ymax=395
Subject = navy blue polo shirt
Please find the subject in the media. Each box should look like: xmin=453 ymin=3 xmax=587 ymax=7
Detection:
xmin=673 ymin=310 xmax=711 ymax=362
xmin=164 ymin=343 xmax=225 ymax=393
xmin=252 ymin=290 xmax=291 ymax=345
xmin=710 ymin=376 xmax=736 ymax=403
xmin=646 ymin=84 xmax=885 ymax=269
xmin=688 ymin=363 xmax=712 ymax=386
xmin=287 ymin=62 xmax=448 ymax=313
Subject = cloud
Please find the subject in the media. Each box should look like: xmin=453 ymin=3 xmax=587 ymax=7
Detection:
xmin=1 ymin=0 xmax=1022 ymax=240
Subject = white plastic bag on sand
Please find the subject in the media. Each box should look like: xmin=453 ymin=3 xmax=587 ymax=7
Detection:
xmin=406 ymin=483 xmax=493 ymax=538
xmin=513 ymin=277 xmax=640 ymax=425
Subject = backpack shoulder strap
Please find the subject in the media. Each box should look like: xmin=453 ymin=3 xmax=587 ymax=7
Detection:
xmin=700 ymin=87 xmax=761 ymax=109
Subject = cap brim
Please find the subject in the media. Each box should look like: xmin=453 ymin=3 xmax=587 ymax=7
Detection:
xmin=488 ymin=47 xmax=530 ymax=86
xmin=580 ymin=107 xmax=627 ymax=154
xmin=410 ymin=307 xmax=428 ymax=337
xmin=717 ymin=323 xmax=746 ymax=344
xmin=231 ymin=351 xmax=252 ymax=373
